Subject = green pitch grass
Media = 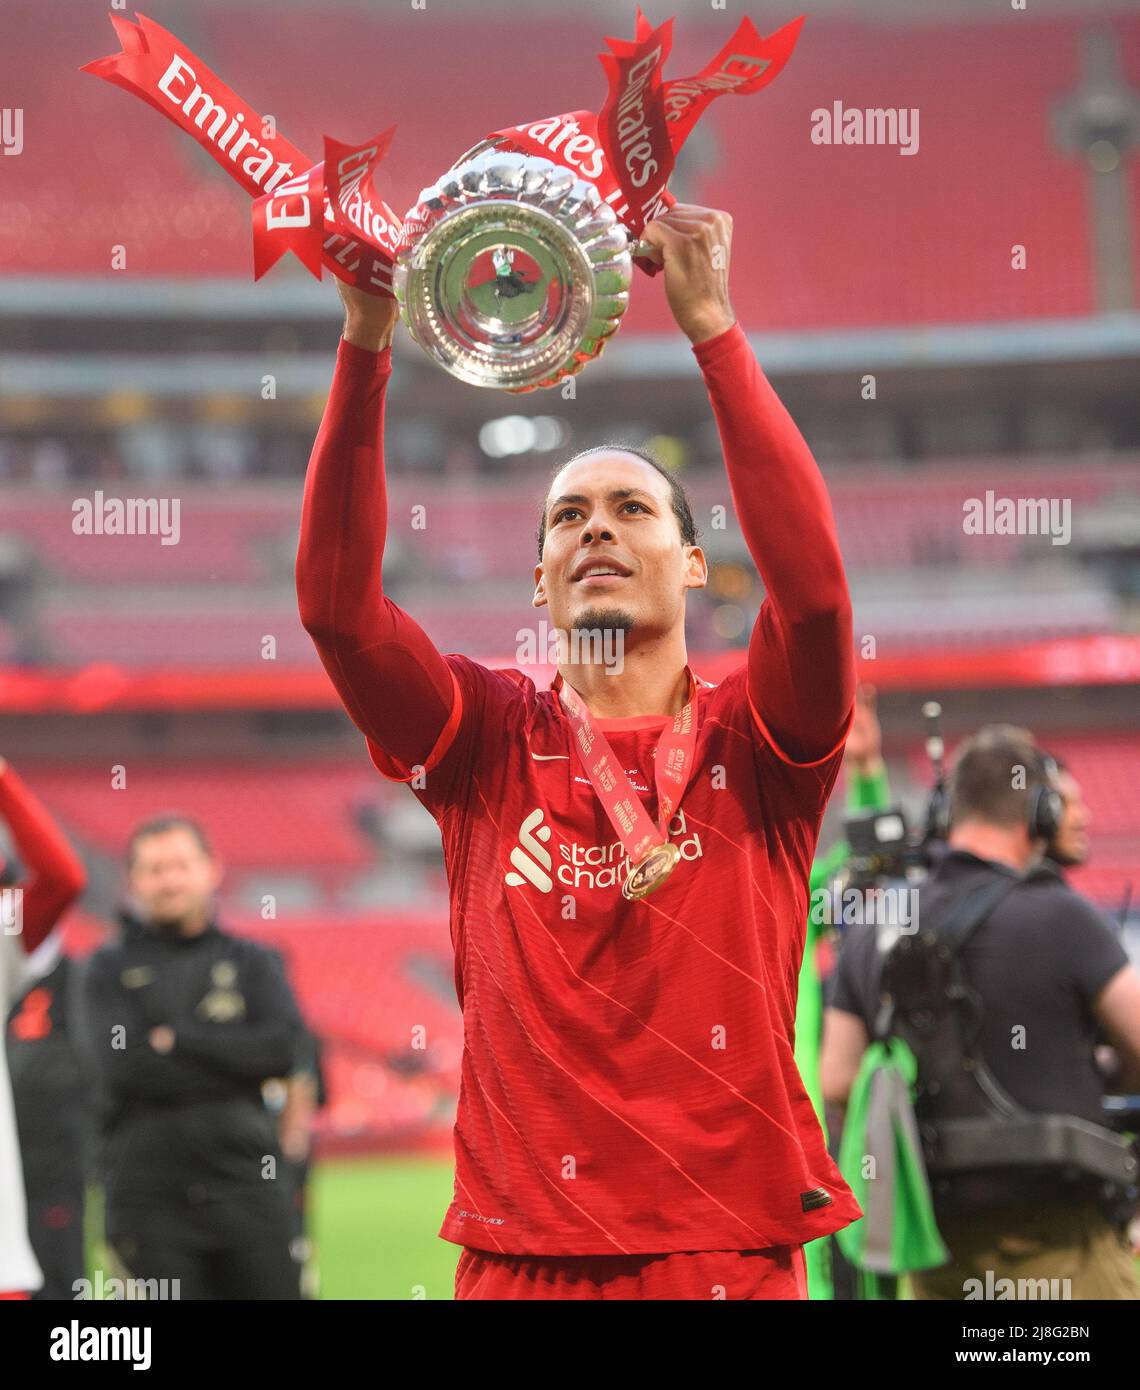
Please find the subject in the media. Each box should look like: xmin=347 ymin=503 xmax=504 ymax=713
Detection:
xmin=310 ymin=1154 xmax=458 ymax=1300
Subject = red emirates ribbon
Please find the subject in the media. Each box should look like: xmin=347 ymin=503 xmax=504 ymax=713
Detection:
xmin=82 ymin=12 xmax=402 ymax=296
xmin=83 ymin=9 xmax=802 ymax=295
xmin=659 ymin=13 xmax=804 ymax=159
xmin=596 ymin=8 xmax=676 ymax=240
xmin=595 ymin=7 xmax=806 ymax=239
xmin=251 ymin=132 xmax=405 ymax=288
xmin=555 ymin=667 xmax=706 ymax=877
xmin=481 ymin=9 xmax=802 ymax=272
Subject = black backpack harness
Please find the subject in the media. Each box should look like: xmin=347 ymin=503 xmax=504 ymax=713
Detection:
xmin=874 ymin=865 xmax=1139 ymax=1207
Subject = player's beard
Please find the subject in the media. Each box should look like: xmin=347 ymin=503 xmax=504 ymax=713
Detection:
xmin=570 ymin=606 xmax=635 ymax=638
xmin=562 ymin=606 xmax=636 ymax=670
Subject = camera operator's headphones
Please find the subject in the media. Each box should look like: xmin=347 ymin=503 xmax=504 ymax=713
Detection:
xmin=1028 ymin=753 xmax=1064 ymax=846
xmin=935 ymin=746 xmax=1063 ymax=847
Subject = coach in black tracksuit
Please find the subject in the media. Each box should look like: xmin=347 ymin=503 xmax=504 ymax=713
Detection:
xmin=83 ymin=815 xmax=305 ymax=1300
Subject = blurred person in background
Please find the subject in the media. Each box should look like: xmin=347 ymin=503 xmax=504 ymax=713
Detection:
xmin=83 ymin=816 xmax=306 ymax=1300
xmin=265 ymin=1024 xmax=327 ymax=1299
xmin=822 ymin=725 xmax=1140 ymax=1300
xmin=7 ymin=950 xmax=94 ymax=1300
xmin=0 ymin=758 xmax=87 ymax=1299
xmin=1044 ymin=755 xmax=1091 ymax=874
xmin=1044 ymin=754 xmax=1138 ymax=1171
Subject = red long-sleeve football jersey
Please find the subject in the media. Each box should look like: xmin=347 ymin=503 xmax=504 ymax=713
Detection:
xmin=297 ymin=323 xmax=860 ymax=1254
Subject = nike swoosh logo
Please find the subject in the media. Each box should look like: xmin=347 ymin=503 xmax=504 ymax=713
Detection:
xmin=531 ymin=753 xmax=570 ymax=761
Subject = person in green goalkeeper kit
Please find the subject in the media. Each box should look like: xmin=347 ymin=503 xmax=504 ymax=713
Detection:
xmin=796 ymin=684 xmax=890 ymax=1300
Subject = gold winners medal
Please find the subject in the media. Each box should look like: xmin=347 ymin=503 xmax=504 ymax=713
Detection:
xmin=622 ymin=841 xmax=682 ymax=902
xmin=557 ymin=667 xmax=706 ymax=908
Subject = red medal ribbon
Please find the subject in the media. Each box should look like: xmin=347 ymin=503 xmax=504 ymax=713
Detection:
xmin=83 ymin=9 xmax=803 ymax=294
xmin=556 ymin=666 xmax=706 ymax=871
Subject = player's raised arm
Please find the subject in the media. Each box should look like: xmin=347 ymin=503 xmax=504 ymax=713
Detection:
xmin=0 ymin=757 xmax=86 ymax=955
xmin=296 ymin=282 xmax=462 ymax=776
xmin=640 ymin=206 xmax=855 ymax=763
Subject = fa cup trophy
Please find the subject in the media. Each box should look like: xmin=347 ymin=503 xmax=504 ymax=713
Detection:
xmin=393 ymin=138 xmax=650 ymax=392
xmin=84 ymin=9 xmax=803 ymax=394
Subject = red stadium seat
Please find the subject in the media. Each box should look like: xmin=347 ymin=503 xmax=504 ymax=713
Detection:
xmin=7 ymin=11 xmax=1139 ymax=325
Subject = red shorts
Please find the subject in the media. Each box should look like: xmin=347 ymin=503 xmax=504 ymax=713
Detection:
xmin=454 ymin=1245 xmax=807 ymax=1300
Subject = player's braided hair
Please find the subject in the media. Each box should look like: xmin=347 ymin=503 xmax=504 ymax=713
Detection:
xmin=535 ymin=444 xmax=698 ymax=560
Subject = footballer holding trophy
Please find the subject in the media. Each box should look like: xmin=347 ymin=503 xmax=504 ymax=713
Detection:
xmin=296 ymin=203 xmax=862 ymax=1300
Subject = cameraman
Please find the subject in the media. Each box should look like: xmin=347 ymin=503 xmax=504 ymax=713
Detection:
xmin=821 ymin=724 xmax=1140 ymax=1299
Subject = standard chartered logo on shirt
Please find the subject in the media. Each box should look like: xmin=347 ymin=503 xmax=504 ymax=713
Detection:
xmin=504 ymin=808 xmax=703 ymax=894
xmin=505 ymin=809 xmax=555 ymax=892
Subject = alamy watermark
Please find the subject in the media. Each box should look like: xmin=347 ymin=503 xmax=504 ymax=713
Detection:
xmin=962 ymin=491 xmax=1071 ymax=545
xmin=1 ymin=108 xmax=23 ymax=156
xmin=516 ymin=620 xmax=625 ymax=674
xmin=73 ymin=1271 xmax=181 ymax=1300
xmin=50 ymin=1323 xmax=151 ymax=1370
xmin=808 ymin=883 xmax=919 ymax=931
xmin=811 ymin=101 xmax=919 ymax=156
xmin=72 ymin=492 xmax=181 ymax=546
xmin=963 ymin=1270 xmax=1072 ymax=1300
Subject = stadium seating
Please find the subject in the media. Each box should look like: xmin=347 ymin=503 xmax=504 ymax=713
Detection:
xmin=1 ymin=497 xmax=283 ymax=584
xmin=5 ymin=460 xmax=1133 ymax=582
xmin=36 ymin=736 xmax=1138 ymax=919
xmin=7 ymin=10 xmax=1140 ymax=326
xmin=3 ymin=453 xmax=1136 ymax=665
xmin=20 ymin=761 xmax=382 ymax=868
xmin=243 ymin=916 xmax=461 ymax=1068
xmin=37 ymin=611 xmax=317 ymax=667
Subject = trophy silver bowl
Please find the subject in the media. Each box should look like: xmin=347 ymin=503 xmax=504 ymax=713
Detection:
xmin=393 ymin=140 xmax=642 ymax=392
